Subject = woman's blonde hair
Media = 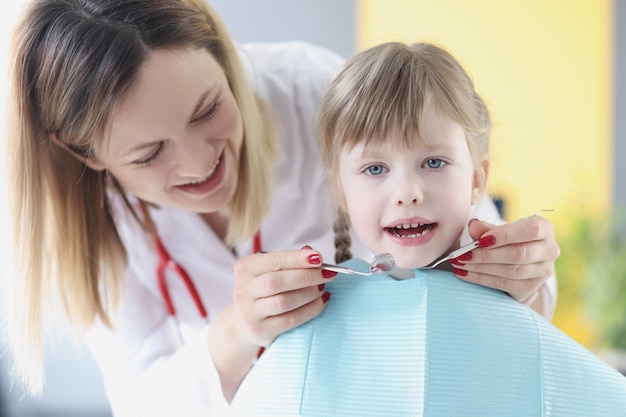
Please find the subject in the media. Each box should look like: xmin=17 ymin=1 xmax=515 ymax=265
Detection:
xmin=4 ymin=0 xmax=276 ymax=393
xmin=318 ymin=42 xmax=491 ymax=262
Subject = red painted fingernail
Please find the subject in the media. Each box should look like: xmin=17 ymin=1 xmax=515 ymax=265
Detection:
xmin=301 ymin=245 xmax=312 ymax=250
xmin=450 ymin=259 xmax=464 ymax=266
xmin=318 ymin=283 xmax=325 ymax=291
xmin=322 ymin=292 xmax=331 ymax=304
xmin=478 ymin=235 xmax=496 ymax=248
xmin=308 ymin=254 xmax=321 ymax=265
xmin=453 ymin=268 xmax=468 ymax=277
xmin=455 ymin=252 xmax=473 ymax=262
xmin=322 ymin=269 xmax=338 ymax=278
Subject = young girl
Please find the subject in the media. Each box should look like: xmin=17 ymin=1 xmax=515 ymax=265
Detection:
xmin=230 ymin=41 xmax=626 ymax=416
xmin=319 ymin=41 xmax=492 ymax=275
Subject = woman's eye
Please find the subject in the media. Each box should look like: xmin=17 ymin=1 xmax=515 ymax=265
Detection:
xmin=134 ymin=143 xmax=164 ymax=167
xmin=193 ymin=99 xmax=221 ymax=123
xmin=425 ymin=158 xmax=445 ymax=169
xmin=365 ymin=164 xmax=387 ymax=176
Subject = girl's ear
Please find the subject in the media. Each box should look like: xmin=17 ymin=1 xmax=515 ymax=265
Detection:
xmin=49 ymin=133 xmax=106 ymax=171
xmin=471 ymin=157 xmax=490 ymax=205
xmin=335 ymin=190 xmax=349 ymax=213
xmin=328 ymin=170 xmax=349 ymax=212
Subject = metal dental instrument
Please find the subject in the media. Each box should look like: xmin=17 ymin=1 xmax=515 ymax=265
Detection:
xmin=321 ymin=252 xmax=397 ymax=276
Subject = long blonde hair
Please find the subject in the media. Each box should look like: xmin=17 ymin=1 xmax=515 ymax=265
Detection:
xmin=318 ymin=42 xmax=491 ymax=260
xmin=3 ymin=0 xmax=277 ymax=393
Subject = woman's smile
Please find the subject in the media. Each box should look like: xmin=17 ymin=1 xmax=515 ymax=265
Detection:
xmin=176 ymin=152 xmax=225 ymax=195
xmin=100 ymin=48 xmax=244 ymax=212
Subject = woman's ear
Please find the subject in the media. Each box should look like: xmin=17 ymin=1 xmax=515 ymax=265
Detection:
xmin=471 ymin=157 xmax=490 ymax=205
xmin=49 ymin=132 xmax=106 ymax=171
xmin=82 ymin=157 xmax=106 ymax=171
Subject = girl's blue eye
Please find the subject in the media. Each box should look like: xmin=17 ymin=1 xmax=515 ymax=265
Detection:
xmin=425 ymin=158 xmax=445 ymax=169
xmin=366 ymin=164 xmax=386 ymax=176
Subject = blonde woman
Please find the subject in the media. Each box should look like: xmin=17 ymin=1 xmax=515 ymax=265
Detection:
xmin=3 ymin=1 xmax=559 ymax=415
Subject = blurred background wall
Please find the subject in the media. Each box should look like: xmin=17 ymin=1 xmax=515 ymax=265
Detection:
xmin=1 ymin=0 xmax=624 ymax=415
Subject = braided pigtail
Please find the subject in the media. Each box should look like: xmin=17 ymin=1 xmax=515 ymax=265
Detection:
xmin=333 ymin=209 xmax=353 ymax=264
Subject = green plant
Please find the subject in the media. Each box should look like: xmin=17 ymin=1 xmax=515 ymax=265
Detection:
xmin=582 ymin=212 xmax=626 ymax=350
xmin=555 ymin=210 xmax=626 ymax=351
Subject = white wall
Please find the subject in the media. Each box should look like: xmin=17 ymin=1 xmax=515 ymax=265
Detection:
xmin=0 ymin=1 xmax=354 ymax=416
xmin=209 ymin=0 xmax=355 ymax=58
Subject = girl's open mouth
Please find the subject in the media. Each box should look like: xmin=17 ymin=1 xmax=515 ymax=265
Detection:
xmin=386 ymin=223 xmax=434 ymax=239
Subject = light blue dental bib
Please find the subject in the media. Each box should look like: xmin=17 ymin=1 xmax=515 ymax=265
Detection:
xmin=231 ymin=259 xmax=626 ymax=416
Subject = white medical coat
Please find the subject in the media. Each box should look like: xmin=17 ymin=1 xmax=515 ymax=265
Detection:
xmin=86 ymin=41 xmax=555 ymax=416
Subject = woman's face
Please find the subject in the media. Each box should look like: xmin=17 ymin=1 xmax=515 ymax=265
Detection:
xmin=93 ymin=48 xmax=244 ymax=213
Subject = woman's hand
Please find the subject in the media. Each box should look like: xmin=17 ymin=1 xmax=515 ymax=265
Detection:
xmin=209 ymin=247 xmax=334 ymax=401
xmin=450 ymin=215 xmax=560 ymax=317
xmin=232 ymin=247 xmax=334 ymax=348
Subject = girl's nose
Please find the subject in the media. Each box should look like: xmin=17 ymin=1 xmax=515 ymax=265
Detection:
xmin=394 ymin=178 xmax=424 ymax=207
xmin=396 ymin=195 xmax=421 ymax=206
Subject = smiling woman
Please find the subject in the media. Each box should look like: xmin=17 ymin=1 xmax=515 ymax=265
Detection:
xmin=1 ymin=1 xmax=344 ymax=414
xmin=0 ymin=0 xmax=350 ymax=415
xmin=99 ymin=48 xmax=245 ymax=220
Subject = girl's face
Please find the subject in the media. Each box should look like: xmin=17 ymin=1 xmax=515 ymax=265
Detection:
xmin=338 ymin=106 xmax=487 ymax=269
xmin=91 ymin=48 xmax=244 ymax=214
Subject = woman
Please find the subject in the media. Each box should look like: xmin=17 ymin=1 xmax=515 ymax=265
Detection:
xmin=2 ymin=0 xmax=559 ymax=415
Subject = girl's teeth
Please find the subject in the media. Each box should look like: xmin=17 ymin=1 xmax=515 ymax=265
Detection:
xmin=391 ymin=223 xmax=433 ymax=238
xmin=395 ymin=223 xmax=426 ymax=229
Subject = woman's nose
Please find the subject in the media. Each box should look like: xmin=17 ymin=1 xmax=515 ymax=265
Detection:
xmin=174 ymin=136 xmax=217 ymax=177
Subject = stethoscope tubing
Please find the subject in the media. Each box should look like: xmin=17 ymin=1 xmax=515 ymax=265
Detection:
xmin=155 ymin=235 xmax=209 ymax=320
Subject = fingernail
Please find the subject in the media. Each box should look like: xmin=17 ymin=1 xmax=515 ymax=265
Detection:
xmin=308 ymin=254 xmax=321 ymax=265
xmin=322 ymin=292 xmax=331 ymax=304
xmin=468 ymin=218 xmax=479 ymax=227
xmin=318 ymin=283 xmax=325 ymax=291
xmin=301 ymin=245 xmax=312 ymax=250
xmin=450 ymin=259 xmax=464 ymax=266
xmin=454 ymin=252 xmax=473 ymax=262
xmin=453 ymin=268 xmax=468 ymax=277
xmin=478 ymin=235 xmax=496 ymax=248
xmin=322 ymin=269 xmax=338 ymax=279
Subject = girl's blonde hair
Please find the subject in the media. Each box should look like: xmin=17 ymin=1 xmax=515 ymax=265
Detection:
xmin=4 ymin=0 xmax=277 ymax=393
xmin=318 ymin=42 xmax=491 ymax=262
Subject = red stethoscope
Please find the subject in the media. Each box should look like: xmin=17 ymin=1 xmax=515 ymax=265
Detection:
xmin=139 ymin=200 xmax=263 ymax=344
